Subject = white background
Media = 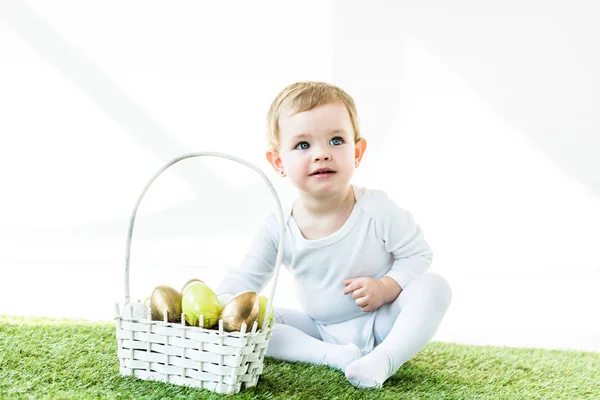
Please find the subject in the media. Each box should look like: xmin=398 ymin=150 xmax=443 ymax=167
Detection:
xmin=1 ymin=0 xmax=599 ymax=352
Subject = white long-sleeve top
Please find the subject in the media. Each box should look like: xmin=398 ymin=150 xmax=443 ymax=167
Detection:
xmin=217 ymin=185 xmax=433 ymax=326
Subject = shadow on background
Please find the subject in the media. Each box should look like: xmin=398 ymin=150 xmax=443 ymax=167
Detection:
xmin=0 ymin=0 xmax=230 ymax=197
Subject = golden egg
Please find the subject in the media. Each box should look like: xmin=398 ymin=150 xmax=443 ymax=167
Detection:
xmin=150 ymin=285 xmax=182 ymax=322
xmin=220 ymin=291 xmax=259 ymax=332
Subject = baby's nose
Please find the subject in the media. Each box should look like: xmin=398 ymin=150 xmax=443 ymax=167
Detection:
xmin=312 ymin=147 xmax=331 ymax=162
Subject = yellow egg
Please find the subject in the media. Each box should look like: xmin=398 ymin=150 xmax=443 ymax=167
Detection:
xmin=150 ymin=285 xmax=182 ymax=322
xmin=220 ymin=291 xmax=259 ymax=332
xmin=257 ymin=295 xmax=275 ymax=329
xmin=181 ymin=282 xmax=221 ymax=328
xmin=181 ymin=278 xmax=204 ymax=294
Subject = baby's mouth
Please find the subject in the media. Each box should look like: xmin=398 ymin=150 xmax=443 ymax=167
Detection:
xmin=310 ymin=168 xmax=336 ymax=176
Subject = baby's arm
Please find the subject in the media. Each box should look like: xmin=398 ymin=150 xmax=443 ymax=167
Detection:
xmin=379 ymin=197 xmax=433 ymax=291
xmin=216 ymin=213 xmax=280 ymax=302
xmin=344 ymin=194 xmax=433 ymax=311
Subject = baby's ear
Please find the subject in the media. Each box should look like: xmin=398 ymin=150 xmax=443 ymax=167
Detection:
xmin=354 ymin=138 xmax=367 ymax=164
xmin=266 ymin=150 xmax=283 ymax=172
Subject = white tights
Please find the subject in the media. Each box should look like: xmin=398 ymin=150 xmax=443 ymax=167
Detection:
xmin=265 ymin=273 xmax=452 ymax=388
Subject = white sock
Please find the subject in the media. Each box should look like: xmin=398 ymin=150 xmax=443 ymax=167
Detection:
xmin=345 ymin=346 xmax=393 ymax=389
xmin=267 ymin=324 xmax=362 ymax=371
xmin=325 ymin=342 xmax=363 ymax=371
xmin=345 ymin=274 xmax=452 ymax=388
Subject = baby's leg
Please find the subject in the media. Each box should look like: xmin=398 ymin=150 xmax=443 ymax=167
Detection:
xmin=273 ymin=307 xmax=322 ymax=339
xmin=266 ymin=307 xmax=362 ymax=371
xmin=345 ymin=273 xmax=452 ymax=388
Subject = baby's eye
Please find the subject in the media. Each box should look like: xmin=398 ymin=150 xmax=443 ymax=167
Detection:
xmin=330 ymin=136 xmax=344 ymax=146
xmin=295 ymin=141 xmax=310 ymax=150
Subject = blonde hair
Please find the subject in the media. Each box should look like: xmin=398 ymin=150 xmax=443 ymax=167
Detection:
xmin=266 ymin=81 xmax=361 ymax=152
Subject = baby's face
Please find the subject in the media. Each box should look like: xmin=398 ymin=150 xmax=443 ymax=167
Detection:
xmin=276 ymin=101 xmax=359 ymax=198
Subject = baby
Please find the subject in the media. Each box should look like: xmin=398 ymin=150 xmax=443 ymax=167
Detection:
xmin=217 ymin=81 xmax=452 ymax=388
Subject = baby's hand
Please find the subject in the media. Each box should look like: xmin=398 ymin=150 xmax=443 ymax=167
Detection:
xmin=343 ymin=277 xmax=386 ymax=312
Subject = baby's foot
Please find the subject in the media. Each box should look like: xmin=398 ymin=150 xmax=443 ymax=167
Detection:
xmin=345 ymin=348 xmax=394 ymax=389
xmin=325 ymin=343 xmax=362 ymax=372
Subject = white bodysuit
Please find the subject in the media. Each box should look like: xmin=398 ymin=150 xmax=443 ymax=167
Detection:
xmin=217 ymin=185 xmax=433 ymax=354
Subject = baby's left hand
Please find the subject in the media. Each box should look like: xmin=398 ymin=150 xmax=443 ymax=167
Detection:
xmin=343 ymin=277 xmax=386 ymax=312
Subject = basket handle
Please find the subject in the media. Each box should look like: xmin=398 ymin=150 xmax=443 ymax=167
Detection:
xmin=124 ymin=152 xmax=285 ymax=327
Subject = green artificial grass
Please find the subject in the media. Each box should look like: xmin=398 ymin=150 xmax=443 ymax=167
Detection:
xmin=1 ymin=316 xmax=598 ymax=399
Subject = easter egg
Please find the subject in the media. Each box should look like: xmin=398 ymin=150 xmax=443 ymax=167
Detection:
xmin=181 ymin=278 xmax=204 ymax=294
xmin=182 ymin=282 xmax=221 ymax=328
xmin=150 ymin=285 xmax=182 ymax=322
xmin=220 ymin=291 xmax=259 ymax=332
xmin=257 ymin=295 xmax=275 ymax=329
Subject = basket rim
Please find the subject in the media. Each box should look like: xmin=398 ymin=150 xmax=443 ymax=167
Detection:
xmin=115 ymin=313 xmax=273 ymax=338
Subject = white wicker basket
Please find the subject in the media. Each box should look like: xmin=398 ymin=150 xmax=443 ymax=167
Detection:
xmin=114 ymin=152 xmax=285 ymax=394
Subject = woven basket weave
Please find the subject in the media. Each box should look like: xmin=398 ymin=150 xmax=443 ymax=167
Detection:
xmin=114 ymin=152 xmax=285 ymax=394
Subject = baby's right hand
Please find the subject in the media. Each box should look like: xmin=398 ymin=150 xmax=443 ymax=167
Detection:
xmin=343 ymin=277 xmax=387 ymax=312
